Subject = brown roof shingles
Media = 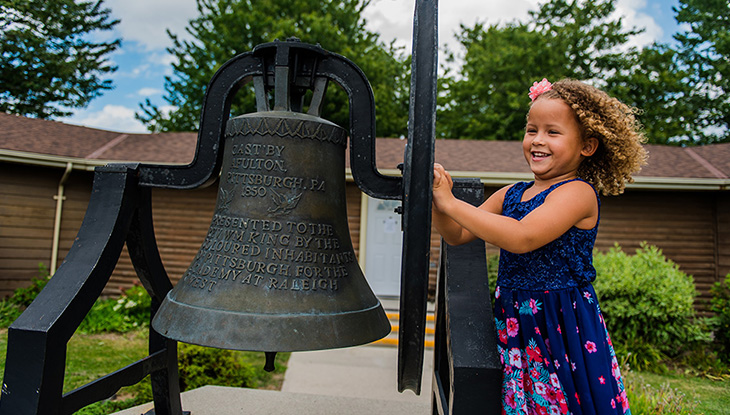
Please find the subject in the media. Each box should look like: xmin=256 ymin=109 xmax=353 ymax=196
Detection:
xmin=2 ymin=113 xmax=729 ymax=181
xmin=638 ymin=145 xmax=717 ymax=179
xmin=0 ymin=112 xmax=122 ymax=158
xmin=96 ymin=132 xmax=198 ymax=164
xmin=685 ymin=143 xmax=730 ymax=179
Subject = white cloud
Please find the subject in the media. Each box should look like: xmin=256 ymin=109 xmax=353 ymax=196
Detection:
xmin=616 ymin=0 xmax=664 ymax=47
xmin=157 ymin=105 xmax=178 ymax=118
xmin=65 ymin=105 xmax=147 ymax=133
xmin=106 ymin=0 xmax=199 ymax=50
xmin=364 ymin=0 xmax=540 ymax=55
xmin=146 ymin=52 xmax=178 ymax=76
xmin=366 ymin=0 xmax=668 ymax=57
xmin=137 ymin=87 xmax=164 ymax=97
xmin=148 ymin=51 xmax=177 ymax=67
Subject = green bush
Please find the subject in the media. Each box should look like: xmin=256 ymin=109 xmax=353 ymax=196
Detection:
xmin=593 ymin=243 xmax=705 ymax=358
xmin=0 ymin=299 xmax=23 ymax=328
xmin=7 ymin=263 xmax=50 ymax=308
xmin=78 ymin=285 xmax=152 ymax=334
xmin=487 ymin=253 xmax=499 ymax=305
xmin=1 ymin=264 xmax=50 ymax=328
xmin=2 ymin=269 xmax=152 ymax=333
xmin=709 ymin=274 xmax=730 ymax=363
xmin=177 ymin=343 xmax=259 ymax=391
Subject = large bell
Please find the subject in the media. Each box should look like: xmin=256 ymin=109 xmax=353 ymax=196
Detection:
xmin=152 ymin=110 xmax=391 ymax=353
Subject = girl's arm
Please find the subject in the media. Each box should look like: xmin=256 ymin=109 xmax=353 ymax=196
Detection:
xmin=432 ymin=164 xmax=509 ymax=246
xmin=434 ymin=167 xmax=598 ymax=253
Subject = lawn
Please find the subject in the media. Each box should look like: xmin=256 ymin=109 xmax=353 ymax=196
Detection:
xmin=1 ymin=328 xmax=728 ymax=414
xmin=624 ymin=370 xmax=730 ymax=415
xmin=0 ymin=328 xmax=288 ymax=414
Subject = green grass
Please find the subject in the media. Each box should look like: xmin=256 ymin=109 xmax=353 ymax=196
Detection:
xmin=624 ymin=370 xmax=730 ymax=415
xmin=0 ymin=328 xmax=288 ymax=414
xmin=2 ymin=328 xmax=728 ymax=414
xmin=64 ymin=331 xmax=150 ymax=393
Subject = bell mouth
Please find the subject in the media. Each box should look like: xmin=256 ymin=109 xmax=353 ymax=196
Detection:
xmin=152 ymin=293 xmax=391 ymax=352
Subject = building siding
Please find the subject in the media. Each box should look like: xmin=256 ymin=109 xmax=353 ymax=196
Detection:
xmin=0 ymin=164 xmax=92 ymax=297
xmin=0 ymin=165 xmax=725 ymax=313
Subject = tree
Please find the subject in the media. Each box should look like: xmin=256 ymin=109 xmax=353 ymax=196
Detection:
xmin=137 ymin=0 xmax=410 ymax=138
xmin=603 ymin=44 xmax=698 ymax=145
xmin=0 ymin=0 xmax=120 ymax=118
xmin=438 ymin=22 xmax=548 ymax=141
xmin=438 ymin=0 xmax=643 ymax=141
xmin=673 ymin=0 xmax=730 ymax=143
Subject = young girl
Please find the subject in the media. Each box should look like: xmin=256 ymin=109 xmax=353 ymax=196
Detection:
xmin=432 ymin=78 xmax=646 ymax=415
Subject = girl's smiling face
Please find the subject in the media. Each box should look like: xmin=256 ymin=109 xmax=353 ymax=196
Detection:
xmin=523 ymin=97 xmax=597 ymax=184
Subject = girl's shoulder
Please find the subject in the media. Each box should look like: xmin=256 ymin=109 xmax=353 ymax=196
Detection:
xmin=548 ymin=178 xmax=597 ymax=197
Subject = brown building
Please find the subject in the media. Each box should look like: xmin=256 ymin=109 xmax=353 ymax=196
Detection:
xmin=1 ymin=112 xmax=729 ymax=309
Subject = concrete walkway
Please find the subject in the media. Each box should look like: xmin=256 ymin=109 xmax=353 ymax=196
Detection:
xmin=114 ymin=345 xmax=433 ymax=415
xmin=282 ymin=344 xmax=433 ymax=405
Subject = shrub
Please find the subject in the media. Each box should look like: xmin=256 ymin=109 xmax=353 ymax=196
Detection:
xmin=1 ymin=264 xmax=50 ymax=328
xmin=177 ymin=343 xmax=258 ymax=391
xmin=612 ymin=339 xmax=668 ymax=373
xmin=0 ymin=299 xmax=23 ymax=328
xmin=74 ymin=379 xmax=153 ymax=415
xmin=709 ymin=274 xmax=730 ymax=363
xmin=487 ymin=253 xmax=499 ymax=305
xmin=8 ymin=263 xmax=50 ymax=308
xmin=2 ymin=267 xmax=152 ymax=333
xmin=78 ymin=285 xmax=151 ymax=334
xmin=593 ymin=243 xmax=704 ymax=358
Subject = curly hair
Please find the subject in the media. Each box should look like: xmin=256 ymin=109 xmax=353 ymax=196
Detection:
xmin=534 ymin=79 xmax=647 ymax=196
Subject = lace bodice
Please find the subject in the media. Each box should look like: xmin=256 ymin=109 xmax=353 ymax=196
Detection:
xmin=496 ymin=179 xmax=599 ymax=290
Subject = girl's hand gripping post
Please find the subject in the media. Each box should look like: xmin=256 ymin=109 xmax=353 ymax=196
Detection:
xmin=432 ymin=163 xmax=454 ymax=212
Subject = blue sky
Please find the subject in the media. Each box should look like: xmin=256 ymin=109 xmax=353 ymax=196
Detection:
xmin=60 ymin=0 xmax=682 ymax=133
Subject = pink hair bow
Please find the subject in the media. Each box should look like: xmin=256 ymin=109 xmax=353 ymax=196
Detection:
xmin=528 ymin=78 xmax=552 ymax=101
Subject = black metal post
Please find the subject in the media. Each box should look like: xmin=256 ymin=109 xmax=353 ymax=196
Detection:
xmin=126 ymin=186 xmax=185 ymax=415
xmin=398 ymin=0 xmax=439 ymax=394
xmin=431 ymin=178 xmax=502 ymax=414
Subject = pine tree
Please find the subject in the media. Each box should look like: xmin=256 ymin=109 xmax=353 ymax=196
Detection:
xmin=0 ymin=0 xmax=120 ymax=118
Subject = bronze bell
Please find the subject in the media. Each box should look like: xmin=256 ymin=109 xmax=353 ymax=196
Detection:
xmin=151 ymin=109 xmax=391 ymax=353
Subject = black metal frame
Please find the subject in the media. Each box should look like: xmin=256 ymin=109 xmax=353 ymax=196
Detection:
xmin=0 ymin=40 xmax=406 ymax=415
xmin=431 ymin=179 xmax=502 ymax=415
xmin=1 ymin=2 xmax=502 ymax=413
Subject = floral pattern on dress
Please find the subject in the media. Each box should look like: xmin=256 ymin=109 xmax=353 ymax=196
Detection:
xmin=495 ymin=285 xmax=631 ymax=415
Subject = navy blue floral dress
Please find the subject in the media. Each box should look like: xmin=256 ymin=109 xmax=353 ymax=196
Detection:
xmin=494 ymin=179 xmax=630 ymax=415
